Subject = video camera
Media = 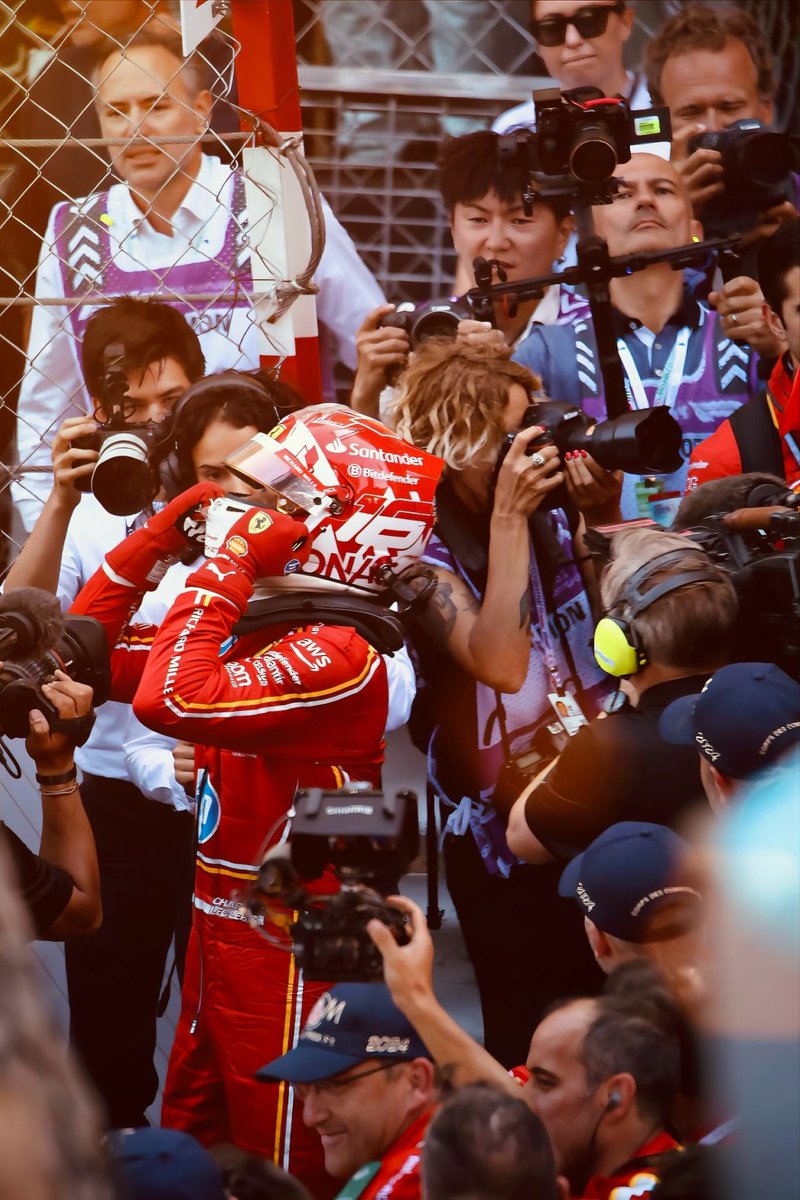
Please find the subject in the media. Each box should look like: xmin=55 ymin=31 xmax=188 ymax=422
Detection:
xmin=245 ymin=786 xmax=418 ymax=982
xmin=687 ymin=119 xmax=798 ymax=237
xmin=682 ymin=502 xmax=800 ymax=680
xmin=74 ymin=343 xmax=166 ymax=517
xmin=0 ymin=588 xmax=110 ymax=753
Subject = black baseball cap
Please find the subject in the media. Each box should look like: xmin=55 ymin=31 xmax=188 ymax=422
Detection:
xmin=256 ymin=982 xmax=431 ymax=1084
xmin=558 ymin=822 xmax=703 ymax=943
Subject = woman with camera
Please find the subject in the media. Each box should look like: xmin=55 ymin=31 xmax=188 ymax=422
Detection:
xmin=394 ymin=339 xmax=620 ymax=1067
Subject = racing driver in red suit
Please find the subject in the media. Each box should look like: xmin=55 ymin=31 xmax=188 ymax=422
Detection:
xmin=70 ymin=406 xmax=442 ymax=1195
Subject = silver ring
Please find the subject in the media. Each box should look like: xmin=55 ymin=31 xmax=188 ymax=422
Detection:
xmin=530 ymin=452 xmax=547 ymax=468
xmin=729 ymin=312 xmax=738 ymax=325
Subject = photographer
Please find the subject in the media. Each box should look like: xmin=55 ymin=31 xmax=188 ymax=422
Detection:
xmin=1 ymin=670 xmax=100 ymax=939
xmin=395 ymin=340 xmax=617 ymax=1066
xmin=350 ymin=129 xmax=579 ymax=419
xmin=686 ymin=219 xmax=800 ymax=493
xmin=506 ymin=526 xmax=738 ymax=864
xmin=69 ymin=408 xmax=441 ymax=1190
xmin=513 ymin=152 xmax=763 ymax=524
xmin=645 ymin=3 xmax=797 ymax=244
xmin=6 ymin=297 xmax=210 ymax=1129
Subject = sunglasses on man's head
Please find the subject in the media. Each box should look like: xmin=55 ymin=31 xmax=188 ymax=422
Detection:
xmin=532 ymin=1 xmax=625 ymax=47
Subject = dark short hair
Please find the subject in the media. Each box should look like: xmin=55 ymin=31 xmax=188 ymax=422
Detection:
xmin=422 ymin=1085 xmax=560 ymax=1200
xmin=438 ymin=130 xmax=572 ymax=223
xmin=645 ymin=3 xmax=775 ymax=106
xmin=81 ymin=297 xmax=205 ymax=400
xmin=149 ymin=370 xmax=303 ymax=491
xmin=758 ymin=219 xmax=800 ymax=320
xmin=577 ymin=996 xmax=680 ymax=1126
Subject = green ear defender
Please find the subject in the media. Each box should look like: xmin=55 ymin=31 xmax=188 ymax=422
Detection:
xmin=593 ymin=549 xmax=720 ymax=678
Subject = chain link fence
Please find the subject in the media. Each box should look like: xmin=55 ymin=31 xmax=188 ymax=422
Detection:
xmin=1 ymin=0 xmax=797 ymax=565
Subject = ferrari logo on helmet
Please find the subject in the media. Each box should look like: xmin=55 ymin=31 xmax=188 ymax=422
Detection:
xmin=248 ymin=512 xmax=273 ymax=535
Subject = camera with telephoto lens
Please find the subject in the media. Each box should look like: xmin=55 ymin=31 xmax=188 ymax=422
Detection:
xmin=687 ymin=119 xmax=798 ymax=236
xmin=378 ymin=299 xmax=470 ymax=349
xmin=497 ymin=399 xmax=684 ymax=512
xmin=502 ymin=87 xmax=671 ymax=186
xmin=245 ymin=786 xmax=418 ymax=982
xmin=73 ymin=343 xmax=166 ymax=517
xmin=0 ymin=588 xmax=110 ymax=749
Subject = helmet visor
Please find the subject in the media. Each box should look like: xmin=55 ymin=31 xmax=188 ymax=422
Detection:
xmin=225 ymin=433 xmax=334 ymax=529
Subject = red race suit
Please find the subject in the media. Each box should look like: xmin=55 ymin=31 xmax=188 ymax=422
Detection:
xmin=71 ymin=551 xmax=388 ymax=1196
xmin=578 ymin=1130 xmax=682 ymax=1199
xmin=335 ymin=1110 xmax=432 ymax=1199
xmin=685 ymin=354 xmax=800 ymax=493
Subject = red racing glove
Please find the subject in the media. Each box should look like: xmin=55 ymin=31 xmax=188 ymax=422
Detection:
xmin=185 ymin=505 xmax=311 ymax=611
xmin=106 ymin=482 xmax=224 ymax=591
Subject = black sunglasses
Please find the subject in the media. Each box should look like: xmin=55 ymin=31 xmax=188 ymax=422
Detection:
xmin=532 ymin=2 xmax=625 ymax=47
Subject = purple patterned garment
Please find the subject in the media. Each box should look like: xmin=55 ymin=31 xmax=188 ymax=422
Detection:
xmin=51 ymin=172 xmax=252 ymax=347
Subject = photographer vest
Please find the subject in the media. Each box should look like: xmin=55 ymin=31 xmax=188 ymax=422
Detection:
xmin=514 ymin=299 xmax=761 ymax=521
xmin=51 ymin=171 xmax=252 ymax=353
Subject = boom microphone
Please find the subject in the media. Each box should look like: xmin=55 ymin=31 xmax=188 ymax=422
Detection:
xmin=0 ymin=588 xmax=65 ymax=661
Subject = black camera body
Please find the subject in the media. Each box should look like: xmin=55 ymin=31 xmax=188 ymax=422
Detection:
xmin=496 ymin=399 xmax=683 ymax=512
xmin=378 ymin=299 xmax=469 ymax=349
xmin=686 ymin=507 xmax=800 ymax=680
xmin=246 ymin=787 xmax=418 ymax=982
xmin=504 ymin=88 xmax=671 ymax=187
xmin=0 ymin=615 xmax=111 ymax=741
xmin=74 ymin=342 xmax=165 ymax=516
xmin=687 ymin=119 xmax=798 ymax=236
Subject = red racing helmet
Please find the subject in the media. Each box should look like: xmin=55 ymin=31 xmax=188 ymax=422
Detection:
xmin=224 ymin=404 xmax=443 ymax=594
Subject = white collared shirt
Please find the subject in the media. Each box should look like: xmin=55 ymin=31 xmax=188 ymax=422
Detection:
xmin=14 ymin=155 xmax=383 ymax=530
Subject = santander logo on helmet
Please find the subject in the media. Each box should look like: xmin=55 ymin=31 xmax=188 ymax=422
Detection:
xmin=224 ymin=405 xmax=443 ymax=594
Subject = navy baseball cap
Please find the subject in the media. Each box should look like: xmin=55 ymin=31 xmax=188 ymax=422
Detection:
xmin=256 ymin=982 xmax=431 ymax=1083
xmin=660 ymin=662 xmax=800 ymax=779
xmin=558 ymin=822 xmax=703 ymax=943
xmin=107 ymin=1128 xmax=225 ymax=1200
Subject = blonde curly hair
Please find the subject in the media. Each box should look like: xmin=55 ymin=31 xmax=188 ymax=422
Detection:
xmin=392 ymin=339 xmax=542 ymax=471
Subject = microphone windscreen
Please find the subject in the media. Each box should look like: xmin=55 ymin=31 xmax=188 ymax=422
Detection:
xmin=0 ymin=588 xmax=65 ymax=660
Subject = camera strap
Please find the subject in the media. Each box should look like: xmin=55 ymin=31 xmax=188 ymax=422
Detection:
xmin=617 ymin=325 xmax=691 ymax=412
xmin=529 ymin=551 xmax=563 ymax=693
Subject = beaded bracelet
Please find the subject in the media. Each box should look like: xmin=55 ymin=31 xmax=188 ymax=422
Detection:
xmin=35 ymin=767 xmax=78 ymax=786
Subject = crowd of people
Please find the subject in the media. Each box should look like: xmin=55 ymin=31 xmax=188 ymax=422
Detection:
xmin=1 ymin=1 xmax=799 ymax=1198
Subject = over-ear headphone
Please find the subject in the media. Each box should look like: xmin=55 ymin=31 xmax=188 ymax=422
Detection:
xmin=158 ymin=371 xmax=281 ymax=499
xmin=593 ymin=549 xmax=721 ymax=677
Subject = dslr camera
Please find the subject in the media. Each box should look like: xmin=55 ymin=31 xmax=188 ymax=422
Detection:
xmin=687 ymin=119 xmax=798 ymax=236
xmin=0 ymin=588 xmax=110 ymax=749
xmin=74 ymin=343 xmax=166 ymax=516
xmin=496 ymin=398 xmax=683 ymax=511
xmin=378 ymin=299 xmax=470 ymax=349
xmin=500 ymin=87 xmax=671 ymax=187
xmin=245 ymin=786 xmax=418 ymax=982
